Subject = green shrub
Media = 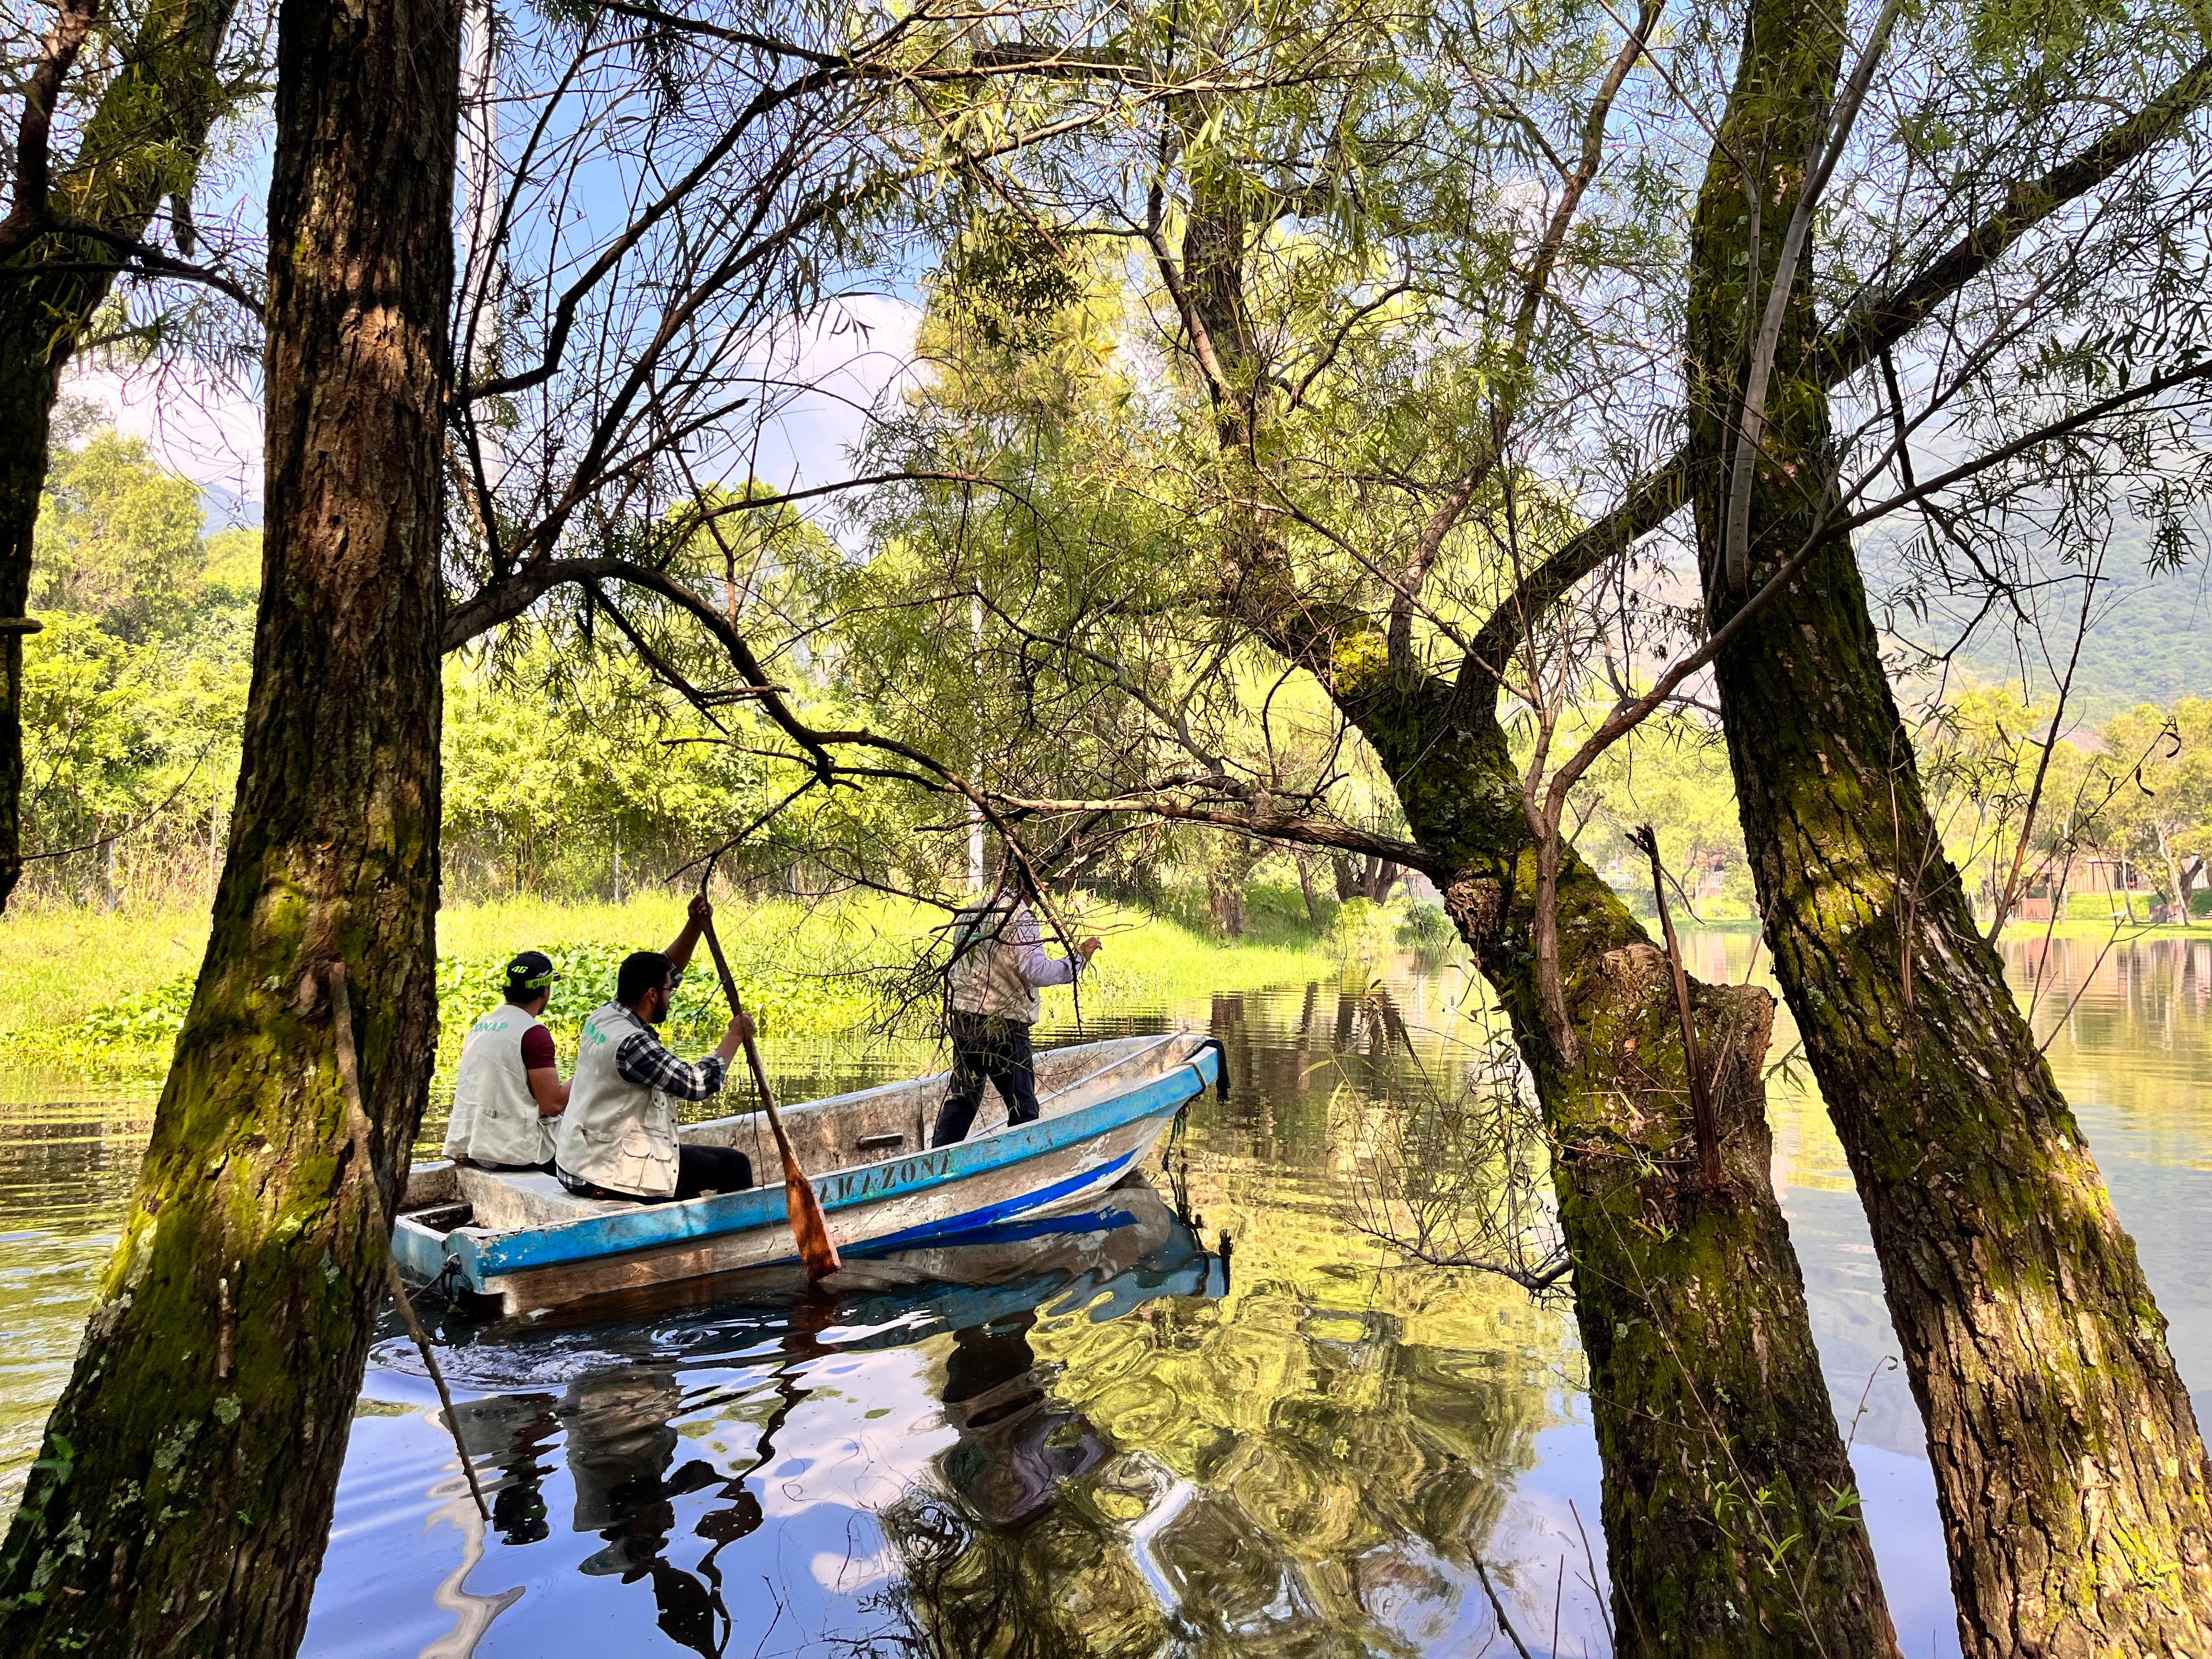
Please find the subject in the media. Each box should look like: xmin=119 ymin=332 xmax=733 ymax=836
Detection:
xmin=1397 ymin=902 xmax=1454 ymax=949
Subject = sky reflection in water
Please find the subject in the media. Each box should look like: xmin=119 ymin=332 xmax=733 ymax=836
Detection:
xmin=2 ymin=934 xmax=2208 ymax=1657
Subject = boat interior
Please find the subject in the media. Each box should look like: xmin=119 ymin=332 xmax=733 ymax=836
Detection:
xmin=402 ymin=1029 xmax=1208 ymax=1238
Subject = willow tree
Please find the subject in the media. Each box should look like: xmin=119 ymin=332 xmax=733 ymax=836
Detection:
xmin=816 ymin=19 xmax=1899 ymax=1648
xmin=0 ymin=0 xmax=260 ymax=910
xmin=0 ymin=0 xmax=459 ymax=1649
xmin=1684 ymin=0 xmax=2212 ymax=1650
xmin=815 ymin=2 xmax=2212 ymax=1648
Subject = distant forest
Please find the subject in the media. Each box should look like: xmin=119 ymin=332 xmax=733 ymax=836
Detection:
xmin=1880 ymin=515 xmax=2212 ymax=721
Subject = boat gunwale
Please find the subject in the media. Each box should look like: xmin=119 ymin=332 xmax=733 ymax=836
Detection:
xmin=417 ymin=1034 xmax=1216 ymax=1282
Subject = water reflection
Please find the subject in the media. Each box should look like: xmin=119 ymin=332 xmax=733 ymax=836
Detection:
xmin=8 ymin=941 xmax=2207 ymax=1655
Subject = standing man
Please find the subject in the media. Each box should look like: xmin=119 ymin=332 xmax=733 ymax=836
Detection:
xmin=444 ymin=950 xmax=568 ymax=1172
xmin=556 ymin=894 xmax=757 ymax=1201
xmin=932 ymin=892 xmax=1101 ymax=1148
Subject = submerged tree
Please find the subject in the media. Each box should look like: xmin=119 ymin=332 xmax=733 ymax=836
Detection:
xmin=830 ymin=18 xmax=1905 ymax=1647
xmin=0 ymin=0 xmax=460 ymax=1652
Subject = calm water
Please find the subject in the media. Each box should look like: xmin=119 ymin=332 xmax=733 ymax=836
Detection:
xmin=2 ymin=936 xmax=2207 ymax=1657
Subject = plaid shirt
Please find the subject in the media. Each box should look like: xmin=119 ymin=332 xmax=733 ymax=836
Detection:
xmin=608 ymin=1002 xmax=728 ymax=1101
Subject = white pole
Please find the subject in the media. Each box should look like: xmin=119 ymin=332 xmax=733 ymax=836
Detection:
xmin=459 ymin=0 xmax=506 ymax=488
xmin=967 ymin=594 xmax=984 ymax=893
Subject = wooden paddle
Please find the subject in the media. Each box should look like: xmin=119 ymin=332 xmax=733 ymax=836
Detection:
xmin=700 ymin=915 xmax=841 ymax=1279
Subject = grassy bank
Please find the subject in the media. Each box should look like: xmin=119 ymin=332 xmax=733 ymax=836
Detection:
xmin=1994 ymin=916 xmax=2212 ymax=943
xmin=0 ymin=888 xmax=1381 ymax=1086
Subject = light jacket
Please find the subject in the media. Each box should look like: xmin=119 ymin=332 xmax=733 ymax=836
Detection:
xmin=946 ymin=899 xmax=1080 ymax=1026
xmin=557 ymin=1002 xmax=682 ymax=1198
xmin=443 ymin=1002 xmax=556 ymax=1167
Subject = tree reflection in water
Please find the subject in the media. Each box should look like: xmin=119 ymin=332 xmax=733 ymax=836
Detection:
xmin=386 ymin=995 xmax=1564 ymax=1657
xmin=883 ymin=1243 xmax=1553 ymax=1654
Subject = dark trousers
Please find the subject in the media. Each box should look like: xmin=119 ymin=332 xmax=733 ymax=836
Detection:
xmin=560 ymin=1144 xmax=753 ymax=1202
xmin=673 ymin=1144 xmax=754 ymax=1200
xmin=932 ymin=1013 xmax=1039 ymax=1148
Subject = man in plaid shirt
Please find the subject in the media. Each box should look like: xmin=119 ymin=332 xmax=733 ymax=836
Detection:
xmin=555 ymin=895 xmax=758 ymax=1201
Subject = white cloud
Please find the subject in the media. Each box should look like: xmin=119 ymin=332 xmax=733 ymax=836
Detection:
xmin=735 ymin=292 xmax=926 ymax=494
xmin=63 ymin=362 xmax=265 ymax=521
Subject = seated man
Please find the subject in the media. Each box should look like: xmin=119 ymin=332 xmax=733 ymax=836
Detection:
xmin=555 ymin=895 xmax=755 ymax=1202
xmin=443 ymin=950 xmax=567 ymax=1172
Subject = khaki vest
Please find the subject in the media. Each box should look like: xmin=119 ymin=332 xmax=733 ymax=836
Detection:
xmin=556 ymin=1002 xmax=680 ymax=1198
xmin=443 ymin=1002 xmax=556 ymax=1167
xmin=947 ymin=900 xmax=1041 ymax=1025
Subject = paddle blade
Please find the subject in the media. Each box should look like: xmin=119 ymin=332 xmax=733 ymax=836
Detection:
xmin=760 ymin=1093 xmax=840 ymax=1280
xmin=781 ymin=1152 xmax=841 ymax=1280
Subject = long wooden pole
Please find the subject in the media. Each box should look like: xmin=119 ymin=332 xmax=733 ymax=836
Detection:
xmin=701 ymin=915 xmax=840 ymax=1279
xmin=1632 ymin=823 xmax=1724 ymax=1189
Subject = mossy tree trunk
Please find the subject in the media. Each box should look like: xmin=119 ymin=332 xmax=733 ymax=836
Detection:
xmin=1165 ymin=150 xmax=1898 ymax=1650
xmin=1334 ymin=657 xmax=1899 ymax=1657
xmin=0 ymin=0 xmax=461 ymax=1649
xmin=1686 ymin=3 xmax=2212 ymax=1652
xmin=0 ymin=0 xmax=241 ymax=911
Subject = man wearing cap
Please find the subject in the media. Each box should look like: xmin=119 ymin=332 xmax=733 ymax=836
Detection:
xmin=556 ymin=894 xmax=758 ymax=1203
xmin=443 ymin=950 xmax=568 ymax=1172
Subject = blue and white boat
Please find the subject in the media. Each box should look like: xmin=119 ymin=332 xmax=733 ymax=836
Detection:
xmin=394 ymin=1031 xmax=1222 ymax=1314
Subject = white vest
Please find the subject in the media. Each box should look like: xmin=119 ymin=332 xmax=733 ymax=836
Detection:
xmin=443 ymin=1002 xmax=556 ymax=1167
xmin=556 ymin=1002 xmax=679 ymax=1198
xmin=947 ymin=901 xmax=1040 ymax=1024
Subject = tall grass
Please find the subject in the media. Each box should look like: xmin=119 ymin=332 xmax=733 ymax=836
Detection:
xmin=0 ymin=905 xmax=213 ymax=1036
xmin=0 ymin=888 xmax=1385 ymax=1085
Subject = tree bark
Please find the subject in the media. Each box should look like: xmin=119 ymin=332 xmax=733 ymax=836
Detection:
xmin=1686 ymin=3 xmax=2212 ymax=1652
xmin=0 ymin=0 xmax=460 ymax=1650
xmin=1335 ymin=665 xmax=1899 ymax=1657
xmin=1166 ymin=145 xmax=1897 ymax=1650
xmin=0 ymin=0 xmax=241 ymax=911
xmin=1206 ymin=836 xmax=1250 ymax=936
xmin=1294 ymin=852 xmax=1324 ymax=924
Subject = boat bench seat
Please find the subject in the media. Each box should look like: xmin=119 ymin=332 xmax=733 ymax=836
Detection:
xmin=455 ymin=1166 xmax=637 ymax=1233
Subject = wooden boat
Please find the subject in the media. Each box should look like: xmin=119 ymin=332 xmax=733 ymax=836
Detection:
xmin=393 ymin=1031 xmax=1222 ymax=1314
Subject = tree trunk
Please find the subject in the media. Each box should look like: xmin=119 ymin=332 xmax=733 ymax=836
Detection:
xmin=1332 ymin=853 xmax=1359 ymax=902
xmin=2157 ymin=830 xmax=2186 ymax=926
xmin=1206 ymin=837 xmax=1249 ymax=936
xmin=1170 ymin=145 xmax=1895 ymax=1650
xmin=1294 ymin=853 xmax=1324 ymax=925
xmin=0 ymin=0 xmax=241 ymax=912
xmin=1343 ymin=674 xmax=1900 ymax=1657
xmin=1362 ymin=855 xmax=1400 ymax=904
xmin=0 ymin=0 xmax=460 ymax=1650
xmin=1686 ymin=3 xmax=2212 ymax=1651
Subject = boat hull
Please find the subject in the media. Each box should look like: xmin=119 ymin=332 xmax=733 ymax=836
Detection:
xmin=396 ymin=1032 xmax=1216 ymax=1314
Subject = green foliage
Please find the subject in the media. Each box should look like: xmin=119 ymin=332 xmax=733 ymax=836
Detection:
xmin=0 ymin=894 xmax=1356 ymax=1084
xmin=1397 ymin=900 xmax=1453 ymax=949
xmin=32 ymin=432 xmax=208 ymax=642
xmin=933 ymin=212 xmax=1084 ymax=353
xmin=1570 ymin=710 xmax=1751 ymax=921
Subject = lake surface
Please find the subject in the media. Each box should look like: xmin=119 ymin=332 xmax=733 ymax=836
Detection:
xmin=2 ymin=935 xmax=2207 ymax=1657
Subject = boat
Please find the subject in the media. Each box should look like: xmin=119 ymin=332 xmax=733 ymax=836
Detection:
xmin=393 ymin=1030 xmax=1224 ymax=1314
